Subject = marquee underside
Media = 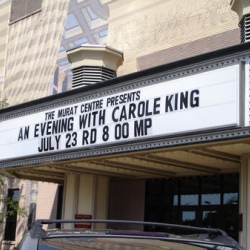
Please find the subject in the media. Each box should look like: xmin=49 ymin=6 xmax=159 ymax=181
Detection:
xmin=1 ymin=128 xmax=248 ymax=184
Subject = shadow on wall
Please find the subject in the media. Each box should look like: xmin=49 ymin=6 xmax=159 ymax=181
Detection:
xmin=47 ymin=184 xmax=63 ymax=229
xmin=108 ymin=179 xmax=145 ymax=231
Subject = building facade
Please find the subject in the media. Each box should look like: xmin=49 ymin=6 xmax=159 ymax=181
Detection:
xmin=0 ymin=0 xmax=250 ymax=250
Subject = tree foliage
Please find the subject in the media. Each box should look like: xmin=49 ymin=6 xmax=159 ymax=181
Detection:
xmin=0 ymin=178 xmax=27 ymax=220
xmin=0 ymin=98 xmax=8 ymax=109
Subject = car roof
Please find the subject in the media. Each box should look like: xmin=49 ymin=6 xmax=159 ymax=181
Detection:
xmin=30 ymin=219 xmax=243 ymax=250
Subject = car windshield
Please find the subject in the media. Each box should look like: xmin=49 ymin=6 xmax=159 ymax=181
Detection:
xmin=38 ymin=237 xmax=211 ymax=250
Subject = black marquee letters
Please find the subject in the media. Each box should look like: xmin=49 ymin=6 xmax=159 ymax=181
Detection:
xmin=16 ymin=88 xmax=201 ymax=153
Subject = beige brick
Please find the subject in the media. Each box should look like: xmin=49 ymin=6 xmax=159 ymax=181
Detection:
xmin=106 ymin=0 xmax=240 ymax=75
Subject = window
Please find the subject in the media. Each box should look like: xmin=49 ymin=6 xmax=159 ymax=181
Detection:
xmin=145 ymin=174 xmax=239 ymax=241
xmin=10 ymin=0 xmax=42 ymax=24
xmin=65 ymin=13 xmax=79 ymax=30
xmin=4 ymin=189 xmax=20 ymax=241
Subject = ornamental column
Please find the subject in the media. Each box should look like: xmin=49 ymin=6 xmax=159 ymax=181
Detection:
xmin=64 ymin=45 xmax=123 ymax=229
xmin=27 ymin=181 xmax=38 ymax=230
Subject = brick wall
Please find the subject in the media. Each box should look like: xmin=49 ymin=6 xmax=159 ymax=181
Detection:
xmin=106 ymin=0 xmax=240 ymax=75
xmin=137 ymin=28 xmax=240 ymax=70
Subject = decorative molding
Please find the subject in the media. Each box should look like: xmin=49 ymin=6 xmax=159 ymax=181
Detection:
xmin=2 ymin=126 xmax=250 ymax=168
xmin=1 ymin=53 xmax=250 ymax=121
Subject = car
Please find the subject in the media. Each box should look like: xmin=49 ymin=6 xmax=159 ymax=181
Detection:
xmin=15 ymin=219 xmax=244 ymax=250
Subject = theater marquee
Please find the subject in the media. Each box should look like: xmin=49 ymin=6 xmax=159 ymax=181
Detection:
xmin=0 ymin=65 xmax=239 ymax=160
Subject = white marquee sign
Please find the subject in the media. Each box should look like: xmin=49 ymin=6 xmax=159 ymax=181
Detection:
xmin=0 ymin=65 xmax=239 ymax=160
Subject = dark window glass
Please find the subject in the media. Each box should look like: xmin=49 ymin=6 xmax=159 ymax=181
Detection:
xmin=182 ymin=211 xmax=196 ymax=226
xmin=181 ymin=194 xmax=198 ymax=206
xmin=4 ymin=189 xmax=20 ymax=241
xmin=201 ymin=176 xmax=221 ymax=205
xmin=145 ymin=174 xmax=239 ymax=241
xmin=10 ymin=0 xmax=42 ymax=24
xmin=146 ymin=180 xmax=162 ymax=195
xmin=180 ymin=178 xmax=199 ymax=194
xmin=223 ymin=174 xmax=239 ymax=205
xmin=202 ymin=210 xmax=218 ymax=228
xmin=180 ymin=178 xmax=199 ymax=206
